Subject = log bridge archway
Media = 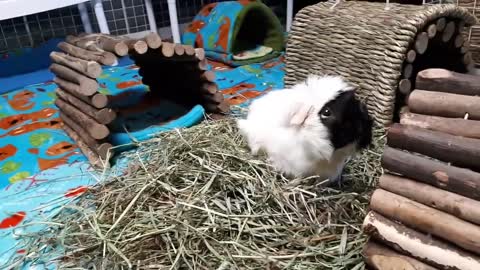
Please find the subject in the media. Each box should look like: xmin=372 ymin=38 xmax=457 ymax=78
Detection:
xmin=49 ymin=32 xmax=229 ymax=168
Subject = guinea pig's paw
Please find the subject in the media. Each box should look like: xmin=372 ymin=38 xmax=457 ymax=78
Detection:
xmin=248 ymin=142 xmax=262 ymax=156
xmin=330 ymin=172 xmax=344 ymax=187
xmin=266 ymin=156 xmax=288 ymax=174
xmin=328 ymin=162 xmax=347 ymax=187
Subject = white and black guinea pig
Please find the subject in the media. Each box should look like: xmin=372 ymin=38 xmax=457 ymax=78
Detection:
xmin=237 ymin=75 xmax=373 ymax=182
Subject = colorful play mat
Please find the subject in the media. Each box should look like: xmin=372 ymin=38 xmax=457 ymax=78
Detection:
xmin=0 ymin=0 xmax=286 ymax=267
xmin=0 ymin=51 xmax=285 ymax=270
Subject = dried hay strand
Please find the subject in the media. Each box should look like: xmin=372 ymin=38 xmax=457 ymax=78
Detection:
xmin=16 ymin=118 xmax=385 ymax=269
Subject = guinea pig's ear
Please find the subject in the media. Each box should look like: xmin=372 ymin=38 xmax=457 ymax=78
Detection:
xmin=356 ymin=102 xmax=373 ymax=149
xmin=289 ymin=103 xmax=314 ymax=127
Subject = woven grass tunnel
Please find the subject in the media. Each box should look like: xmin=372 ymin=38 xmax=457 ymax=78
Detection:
xmin=284 ymin=2 xmax=476 ymax=126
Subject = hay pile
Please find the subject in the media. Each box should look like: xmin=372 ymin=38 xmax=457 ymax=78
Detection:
xmin=18 ymin=118 xmax=385 ymax=269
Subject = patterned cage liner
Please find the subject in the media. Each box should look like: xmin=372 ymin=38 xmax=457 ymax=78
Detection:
xmin=284 ymin=1 xmax=476 ymax=126
xmin=457 ymin=0 xmax=480 ymax=63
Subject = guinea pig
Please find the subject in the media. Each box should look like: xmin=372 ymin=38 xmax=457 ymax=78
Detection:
xmin=237 ymin=75 xmax=373 ymax=182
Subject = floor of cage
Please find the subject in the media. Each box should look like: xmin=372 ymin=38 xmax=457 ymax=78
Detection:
xmin=5 ymin=118 xmax=386 ymax=269
xmin=0 ymin=54 xmax=287 ymax=268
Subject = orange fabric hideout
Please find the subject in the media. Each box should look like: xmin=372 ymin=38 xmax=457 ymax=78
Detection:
xmin=215 ymin=17 xmax=231 ymax=52
xmin=186 ymin=20 xmax=206 ymax=34
xmin=199 ymin=3 xmax=217 ymax=17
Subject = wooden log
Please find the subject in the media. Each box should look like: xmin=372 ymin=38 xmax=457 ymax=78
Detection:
xmin=62 ymin=120 xmax=104 ymax=168
xmin=60 ymin=112 xmax=112 ymax=160
xmin=58 ymin=42 xmax=116 ymax=66
xmin=125 ymin=39 xmax=148 ymax=54
xmin=363 ymin=240 xmax=439 ymax=270
xmin=408 ymin=90 xmax=480 ymax=120
xmin=208 ymin=113 xmax=228 ymax=120
xmin=436 ymin=18 xmax=446 ymax=32
xmin=458 ymin=20 xmax=466 ymax=33
xmin=202 ymin=82 xmax=219 ymax=94
xmin=184 ymin=45 xmax=195 ymax=56
xmin=69 ymin=34 xmax=129 ymax=56
xmin=207 ymin=100 xmax=230 ymax=114
xmin=442 ymin=21 xmax=456 ymax=43
xmin=467 ymin=62 xmax=475 ymax=73
xmin=201 ymin=70 xmax=215 ymax=82
xmin=400 ymin=112 xmax=480 ymax=139
xmin=90 ymin=93 xmax=108 ymax=109
xmin=427 ymin=24 xmax=437 ymax=39
xmin=403 ymin=64 xmax=413 ymax=79
xmin=203 ymin=92 xmax=224 ymax=104
xmin=371 ymin=188 xmax=480 ymax=255
xmin=406 ymin=50 xmax=416 ymax=63
xmin=174 ymin=44 xmax=185 ymax=56
xmin=161 ymin=42 xmax=175 ymax=57
xmin=463 ymin=52 xmax=473 ymax=66
xmin=415 ymin=32 xmax=429 ymax=55
xmin=56 ymin=88 xmax=116 ymax=125
xmin=387 ymin=123 xmax=480 ymax=171
xmin=50 ymin=51 xmax=101 ymax=78
xmin=50 ymin=63 xmax=98 ymax=96
xmin=65 ymin=35 xmax=119 ymax=64
xmin=198 ymin=58 xmax=208 ymax=71
xmin=98 ymin=36 xmax=128 ymax=56
xmin=69 ymin=36 xmax=101 ymax=52
xmin=65 ymin=34 xmax=84 ymax=45
xmin=363 ymin=211 xmax=480 ymax=270
xmin=379 ymin=174 xmax=480 ymax=225
xmin=398 ymin=79 xmax=411 ymax=95
xmin=144 ymin=32 xmax=162 ymax=49
xmin=455 ymin=34 xmax=465 ymax=48
xmin=55 ymin=98 xmax=109 ymax=140
xmin=195 ymin=48 xmax=205 ymax=61
xmin=381 ymin=146 xmax=480 ymax=200
xmin=461 ymin=42 xmax=469 ymax=54
xmin=416 ymin=68 xmax=480 ymax=96
xmin=53 ymin=77 xmax=107 ymax=109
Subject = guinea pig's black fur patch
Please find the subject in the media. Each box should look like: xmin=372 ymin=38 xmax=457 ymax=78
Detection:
xmin=319 ymin=90 xmax=373 ymax=150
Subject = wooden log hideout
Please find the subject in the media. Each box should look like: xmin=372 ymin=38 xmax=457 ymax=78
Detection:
xmin=50 ymin=32 xmax=229 ymax=168
xmin=362 ymin=68 xmax=480 ymax=270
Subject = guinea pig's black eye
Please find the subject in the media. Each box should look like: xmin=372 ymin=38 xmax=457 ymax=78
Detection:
xmin=320 ymin=107 xmax=331 ymax=119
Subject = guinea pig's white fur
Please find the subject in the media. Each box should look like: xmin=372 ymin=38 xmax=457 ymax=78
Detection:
xmin=237 ymin=75 xmax=359 ymax=180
